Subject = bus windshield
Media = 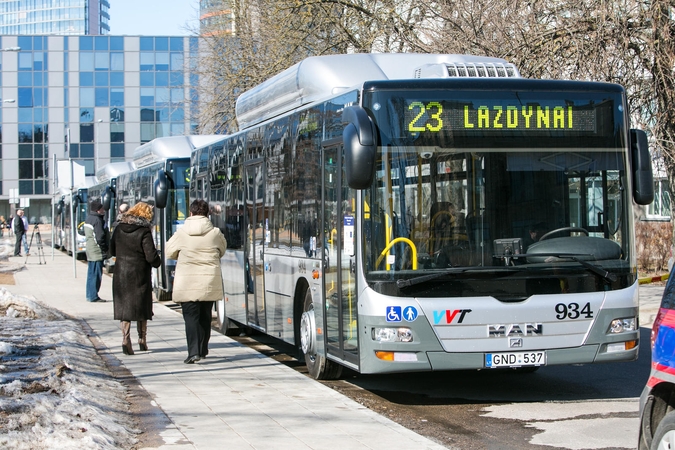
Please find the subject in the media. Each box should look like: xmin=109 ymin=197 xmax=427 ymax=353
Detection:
xmin=167 ymin=160 xmax=191 ymax=237
xmin=362 ymin=86 xmax=633 ymax=293
xmin=77 ymin=190 xmax=89 ymax=236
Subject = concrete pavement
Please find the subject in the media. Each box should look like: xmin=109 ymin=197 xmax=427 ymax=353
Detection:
xmin=638 ymin=282 xmax=665 ymax=327
xmin=8 ymin=247 xmax=446 ymax=450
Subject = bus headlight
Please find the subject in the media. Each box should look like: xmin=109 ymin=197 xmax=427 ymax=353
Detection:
xmin=372 ymin=327 xmax=414 ymax=343
xmin=608 ymin=317 xmax=636 ymax=334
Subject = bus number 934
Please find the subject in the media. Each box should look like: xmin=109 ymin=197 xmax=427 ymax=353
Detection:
xmin=555 ymin=302 xmax=593 ymax=320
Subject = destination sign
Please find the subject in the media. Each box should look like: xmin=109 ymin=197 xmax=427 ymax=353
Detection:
xmin=406 ymin=101 xmax=598 ymax=135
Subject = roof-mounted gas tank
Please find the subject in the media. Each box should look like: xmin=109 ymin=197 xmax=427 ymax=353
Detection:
xmin=95 ymin=161 xmax=136 ymax=183
xmin=235 ymin=53 xmax=520 ymax=130
xmin=132 ymin=135 xmax=223 ymax=168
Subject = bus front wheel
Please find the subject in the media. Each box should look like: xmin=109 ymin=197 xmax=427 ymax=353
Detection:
xmin=300 ymin=289 xmax=342 ymax=380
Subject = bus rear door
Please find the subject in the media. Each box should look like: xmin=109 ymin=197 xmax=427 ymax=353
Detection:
xmin=245 ymin=162 xmax=266 ymax=331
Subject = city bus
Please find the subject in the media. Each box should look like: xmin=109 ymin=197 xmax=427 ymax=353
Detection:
xmin=88 ymin=161 xmax=135 ymax=272
xmin=52 ymin=182 xmax=95 ymax=258
xmin=119 ymin=135 xmax=221 ymax=300
xmin=191 ymin=53 xmax=654 ymax=379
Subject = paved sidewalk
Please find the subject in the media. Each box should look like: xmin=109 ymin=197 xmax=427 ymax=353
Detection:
xmin=638 ymin=282 xmax=666 ymax=327
xmin=9 ymin=249 xmax=446 ymax=450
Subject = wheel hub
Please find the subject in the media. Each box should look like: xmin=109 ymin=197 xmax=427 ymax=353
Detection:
xmin=300 ymin=307 xmax=316 ymax=355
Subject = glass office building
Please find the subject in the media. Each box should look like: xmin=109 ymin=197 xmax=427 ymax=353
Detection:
xmin=0 ymin=0 xmax=110 ymax=35
xmin=0 ymin=34 xmax=198 ymax=221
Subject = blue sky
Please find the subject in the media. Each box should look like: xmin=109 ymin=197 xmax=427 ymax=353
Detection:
xmin=108 ymin=0 xmax=200 ymax=36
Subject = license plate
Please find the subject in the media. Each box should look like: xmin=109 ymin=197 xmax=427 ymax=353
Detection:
xmin=485 ymin=351 xmax=546 ymax=368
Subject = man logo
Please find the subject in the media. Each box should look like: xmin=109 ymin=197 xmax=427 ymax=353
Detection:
xmin=509 ymin=338 xmax=523 ymax=348
xmin=489 ymin=323 xmax=543 ymax=337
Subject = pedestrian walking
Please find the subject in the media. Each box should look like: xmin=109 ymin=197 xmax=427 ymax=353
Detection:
xmin=109 ymin=202 xmax=161 ymax=355
xmin=12 ymin=210 xmax=29 ymax=256
xmin=0 ymin=215 xmax=7 ymax=237
xmin=165 ymin=199 xmax=227 ymax=364
xmin=84 ymin=200 xmax=108 ymax=302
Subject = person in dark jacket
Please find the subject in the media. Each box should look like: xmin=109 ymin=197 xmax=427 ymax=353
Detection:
xmin=109 ymin=202 xmax=161 ymax=355
xmin=84 ymin=201 xmax=108 ymax=302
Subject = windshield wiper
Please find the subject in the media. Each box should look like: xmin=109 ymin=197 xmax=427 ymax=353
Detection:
xmin=396 ymin=267 xmax=520 ymax=289
xmin=517 ymin=253 xmax=617 ymax=283
xmin=397 ymin=253 xmax=618 ymax=289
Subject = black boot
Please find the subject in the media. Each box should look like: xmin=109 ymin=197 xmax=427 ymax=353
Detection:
xmin=137 ymin=320 xmax=148 ymax=351
xmin=121 ymin=321 xmax=134 ymax=355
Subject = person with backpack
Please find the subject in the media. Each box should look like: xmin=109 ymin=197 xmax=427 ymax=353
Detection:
xmin=12 ymin=210 xmax=28 ymax=256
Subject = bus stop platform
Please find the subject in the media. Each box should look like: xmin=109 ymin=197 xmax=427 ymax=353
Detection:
xmin=9 ymin=249 xmax=446 ymax=450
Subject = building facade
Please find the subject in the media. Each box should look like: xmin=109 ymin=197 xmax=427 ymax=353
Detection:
xmin=0 ymin=34 xmax=198 ymax=223
xmin=0 ymin=0 xmax=109 ymax=36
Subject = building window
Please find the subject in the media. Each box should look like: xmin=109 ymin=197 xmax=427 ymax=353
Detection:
xmin=80 ymin=72 xmax=94 ymax=86
xmin=111 ymin=143 xmax=125 ymax=158
xmin=80 ymin=124 xmax=94 ymax=142
xmin=18 ymin=88 xmax=33 ymax=107
xmin=110 ymin=123 xmax=124 ymax=142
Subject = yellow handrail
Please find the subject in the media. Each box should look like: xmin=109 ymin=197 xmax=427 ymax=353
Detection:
xmin=375 ymin=237 xmax=418 ymax=270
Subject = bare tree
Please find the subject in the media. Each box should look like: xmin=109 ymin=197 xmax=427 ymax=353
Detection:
xmin=194 ymin=0 xmax=437 ymax=132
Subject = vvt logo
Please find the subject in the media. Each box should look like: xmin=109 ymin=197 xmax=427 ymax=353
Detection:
xmin=433 ymin=309 xmax=472 ymax=325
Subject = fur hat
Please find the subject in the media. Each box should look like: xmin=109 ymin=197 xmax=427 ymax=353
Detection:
xmin=126 ymin=202 xmax=154 ymax=221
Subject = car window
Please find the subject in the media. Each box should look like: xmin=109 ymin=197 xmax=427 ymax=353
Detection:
xmin=662 ymin=266 xmax=675 ymax=309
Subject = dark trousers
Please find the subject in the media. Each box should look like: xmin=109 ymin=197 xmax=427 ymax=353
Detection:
xmin=180 ymin=301 xmax=214 ymax=358
xmin=14 ymin=232 xmax=24 ymax=256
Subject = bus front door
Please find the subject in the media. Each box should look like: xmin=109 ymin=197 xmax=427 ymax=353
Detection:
xmin=323 ymin=144 xmax=359 ymax=368
xmin=245 ymin=163 xmax=266 ymax=331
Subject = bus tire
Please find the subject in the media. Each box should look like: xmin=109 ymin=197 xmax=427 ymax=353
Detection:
xmin=300 ymin=289 xmax=343 ymax=380
xmin=651 ymin=410 xmax=675 ymax=450
xmin=215 ymin=299 xmax=240 ymax=336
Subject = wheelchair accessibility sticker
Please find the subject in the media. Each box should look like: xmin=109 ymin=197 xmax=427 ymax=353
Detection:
xmin=403 ymin=306 xmax=418 ymax=322
xmin=386 ymin=306 xmax=402 ymax=322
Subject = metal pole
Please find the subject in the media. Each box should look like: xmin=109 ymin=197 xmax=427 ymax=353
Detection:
xmin=70 ymin=159 xmax=77 ymax=278
xmin=51 ymin=153 xmax=56 ymax=260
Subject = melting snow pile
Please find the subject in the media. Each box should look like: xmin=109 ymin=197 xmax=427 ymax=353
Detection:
xmin=0 ymin=287 xmax=138 ymax=449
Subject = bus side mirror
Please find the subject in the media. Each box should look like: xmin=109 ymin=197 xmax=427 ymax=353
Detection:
xmin=155 ymin=170 xmax=168 ymax=209
xmin=342 ymin=106 xmax=377 ymax=190
xmin=102 ymin=186 xmax=114 ymax=211
xmin=56 ymin=200 xmax=64 ymax=215
xmin=631 ymin=129 xmax=654 ymax=205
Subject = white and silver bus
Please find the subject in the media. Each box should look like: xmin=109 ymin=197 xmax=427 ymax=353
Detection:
xmin=52 ymin=178 xmax=96 ymax=259
xmin=192 ymin=53 xmax=653 ymax=379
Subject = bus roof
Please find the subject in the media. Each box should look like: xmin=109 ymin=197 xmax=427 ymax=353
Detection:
xmin=95 ymin=161 xmax=136 ymax=183
xmin=133 ymin=135 xmax=223 ymax=168
xmin=235 ymin=53 xmax=520 ymax=130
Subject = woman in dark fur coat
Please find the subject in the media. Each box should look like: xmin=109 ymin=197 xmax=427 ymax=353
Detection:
xmin=110 ymin=202 xmax=161 ymax=355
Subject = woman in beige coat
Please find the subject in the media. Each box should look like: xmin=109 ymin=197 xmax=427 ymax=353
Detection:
xmin=165 ymin=199 xmax=227 ymax=364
